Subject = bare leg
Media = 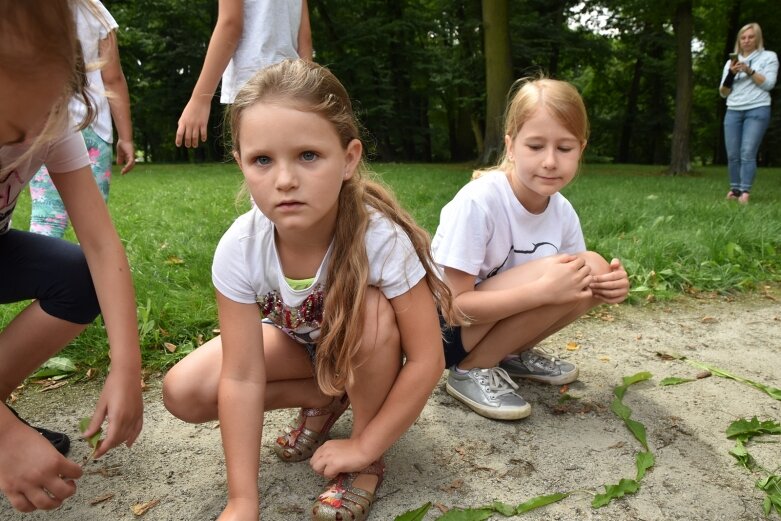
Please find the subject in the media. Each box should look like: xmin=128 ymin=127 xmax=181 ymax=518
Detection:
xmin=345 ymin=287 xmax=401 ymax=491
xmin=459 ymin=252 xmax=609 ymax=370
xmin=0 ymin=302 xmax=86 ymax=399
xmin=163 ymin=325 xmax=328 ymax=423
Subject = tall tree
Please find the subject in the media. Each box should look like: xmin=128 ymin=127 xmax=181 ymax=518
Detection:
xmin=669 ymin=0 xmax=693 ymax=174
xmin=479 ymin=0 xmax=512 ymax=165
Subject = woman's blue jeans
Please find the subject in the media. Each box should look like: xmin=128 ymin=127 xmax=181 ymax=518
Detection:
xmin=724 ymin=105 xmax=771 ymax=193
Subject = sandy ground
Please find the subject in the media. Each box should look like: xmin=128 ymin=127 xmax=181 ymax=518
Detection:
xmin=2 ymin=292 xmax=780 ymax=521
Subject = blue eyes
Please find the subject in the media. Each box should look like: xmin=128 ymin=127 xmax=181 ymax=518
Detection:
xmin=252 ymin=152 xmax=318 ymax=165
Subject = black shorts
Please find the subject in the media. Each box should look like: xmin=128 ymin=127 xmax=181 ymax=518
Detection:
xmin=439 ymin=312 xmax=468 ymax=368
xmin=0 ymin=229 xmax=100 ymax=324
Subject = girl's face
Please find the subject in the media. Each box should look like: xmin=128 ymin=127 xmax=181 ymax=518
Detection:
xmin=504 ymin=105 xmax=585 ymax=214
xmin=739 ymin=28 xmax=758 ymax=54
xmin=234 ymin=102 xmax=361 ymax=238
xmin=0 ymin=70 xmax=67 ymax=148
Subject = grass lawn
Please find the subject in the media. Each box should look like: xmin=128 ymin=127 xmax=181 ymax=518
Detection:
xmin=3 ymin=161 xmax=781 ymax=372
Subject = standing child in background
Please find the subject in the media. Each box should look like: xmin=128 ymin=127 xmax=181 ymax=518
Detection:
xmin=163 ymin=59 xmax=454 ymax=521
xmin=0 ymin=0 xmax=142 ymax=512
xmin=29 ymin=0 xmax=135 ymax=238
xmin=176 ymin=0 xmax=312 ymax=148
xmin=432 ymin=77 xmax=629 ymax=420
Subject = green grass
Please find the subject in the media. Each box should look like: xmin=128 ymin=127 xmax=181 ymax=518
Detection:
xmin=3 ymin=162 xmax=781 ymax=372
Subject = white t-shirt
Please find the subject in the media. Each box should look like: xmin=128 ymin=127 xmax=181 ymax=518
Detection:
xmin=70 ymin=0 xmax=119 ymax=143
xmin=213 ymin=206 xmax=425 ymax=344
xmin=220 ymin=0 xmax=303 ymax=103
xmin=0 ymin=131 xmax=90 ymax=234
xmin=432 ymin=170 xmax=585 ymax=284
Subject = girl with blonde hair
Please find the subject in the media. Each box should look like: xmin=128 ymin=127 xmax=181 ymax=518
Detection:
xmin=163 ymin=59 xmax=454 ymax=521
xmin=433 ymin=77 xmax=629 ymax=420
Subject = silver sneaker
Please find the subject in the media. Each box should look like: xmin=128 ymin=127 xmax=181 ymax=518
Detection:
xmin=500 ymin=348 xmax=579 ymax=385
xmin=445 ymin=366 xmax=531 ymax=420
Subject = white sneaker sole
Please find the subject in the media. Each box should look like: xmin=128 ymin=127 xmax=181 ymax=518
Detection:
xmin=445 ymin=382 xmax=532 ymax=420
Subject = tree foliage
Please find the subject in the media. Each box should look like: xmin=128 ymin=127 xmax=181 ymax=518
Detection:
xmin=110 ymin=0 xmax=781 ymax=166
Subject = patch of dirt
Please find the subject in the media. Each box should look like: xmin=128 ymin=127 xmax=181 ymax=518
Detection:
xmin=3 ymin=292 xmax=780 ymax=520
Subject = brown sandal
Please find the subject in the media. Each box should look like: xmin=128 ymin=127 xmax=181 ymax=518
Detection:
xmin=274 ymin=394 xmax=350 ymax=462
xmin=311 ymin=459 xmax=385 ymax=521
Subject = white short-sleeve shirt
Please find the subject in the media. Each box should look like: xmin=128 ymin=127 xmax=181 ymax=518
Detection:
xmin=213 ymin=206 xmax=425 ymax=344
xmin=432 ymin=170 xmax=585 ymax=284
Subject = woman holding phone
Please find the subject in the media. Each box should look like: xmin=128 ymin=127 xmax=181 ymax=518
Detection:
xmin=719 ymin=23 xmax=778 ymax=204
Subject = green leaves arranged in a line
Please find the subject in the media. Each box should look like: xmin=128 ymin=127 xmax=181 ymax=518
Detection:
xmin=593 ymin=372 xmax=654 ymax=508
xmin=725 ymin=418 xmax=781 ymax=516
xmin=393 ymin=494 xmax=570 ymax=521
xmin=682 ymin=358 xmax=781 ymax=401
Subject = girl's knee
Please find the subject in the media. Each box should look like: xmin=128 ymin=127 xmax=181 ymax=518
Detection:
xmin=162 ymin=364 xmax=212 ymax=423
xmin=580 ymin=251 xmax=610 ymax=276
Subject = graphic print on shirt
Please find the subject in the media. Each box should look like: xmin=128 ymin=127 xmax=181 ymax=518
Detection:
xmin=486 ymin=242 xmax=560 ymax=279
xmin=257 ymin=284 xmax=325 ymax=344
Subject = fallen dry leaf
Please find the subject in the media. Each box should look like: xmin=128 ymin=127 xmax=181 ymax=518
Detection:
xmin=559 ymin=384 xmax=569 ymax=394
xmin=566 ymin=341 xmax=579 ymax=351
xmin=700 ymin=316 xmax=718 ymax=324
xmin=636 ymin=334 xmax=643 ymax=340
xmin=439 ymin=479 xmax=464 ymax=492
xmin=131 ymin=499 xmax=160 ymax=516
xmin=434 ymin=502 xmax=449 ymax=513
xmin=40 ymin=381 xmax=68 ymax=392
xmin=598 ymin=356 xmax=611 ymax=362
xmin=163 ymin=342 xmax=177 ymax=353
xmin=90 ymin=493 xmax=114 ymax=505
xmin=696 ymin=371 xmax=712 ymax=379
xmin=196 ymin=334 xmax=204 ymax=346
xmin=164 ymin=256 xmax=184 ymax=265
xmin=454 ymin=445 xmax=466 ymax=457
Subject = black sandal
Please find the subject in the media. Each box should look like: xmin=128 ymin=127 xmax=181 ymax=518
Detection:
xmin=5 ymin=404 xmax=70 ymax=455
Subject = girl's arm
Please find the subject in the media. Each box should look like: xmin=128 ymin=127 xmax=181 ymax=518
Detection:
xmin=215 ymin=291 xmax=265 ymax=519
xmin=297 ymin=0 xmax=313 ymax=61
xmin=443 ymin=254 xmax=592 ymax=325
xmin=175 ymin=0 xmax=243 ymax=148
xmin=49 ymin=165 xmax=142 ymax=457
xmin=311 ymin=280 xmax=443 ymax=476
xmin=99 ymin=30 xmax=135 ymax=174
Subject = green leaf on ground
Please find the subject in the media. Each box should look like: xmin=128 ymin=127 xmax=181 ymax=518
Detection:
xmin=635 ymin=451 xmax=655 ymax=481
xmin=729 ymin=439 xmax=755 ymax=470
xmin=78 ymin=416 xmax=102 ymax=459
xmin=592 ymin=478 xmax=640 ymax=508
xmin=437 ymin=508 xmax=494 ymax=520
xmin=394 ymin=503 xmax=431 ymax=521
xmin=659 ymin=376 xmax=694 ymax=386
xmin=756 ymin=475 xmax=781 ymax=516
xmin=726 ymin=417 xmax=781 ymax=440
xmin=31 ymin=357 xmax=76 ymax=379
xmin=514 ymin=492 xmax=569 ymax=513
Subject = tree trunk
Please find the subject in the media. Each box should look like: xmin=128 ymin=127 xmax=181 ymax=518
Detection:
xmin=713 ymin=0 xmax=742 ymax=164
xmin=617 ymin=55 xmax=643 ymax=163
xmin=478 ymin=0 xmax=512 ymax=166
xmin=669 ymin=0 xmax=693 ymax=175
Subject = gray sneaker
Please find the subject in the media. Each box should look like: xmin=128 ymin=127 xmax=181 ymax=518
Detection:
xmin=445 ymin=366 xmax=531 ymax=420
xmin=500 ymin=349 xmax=579 ymax=385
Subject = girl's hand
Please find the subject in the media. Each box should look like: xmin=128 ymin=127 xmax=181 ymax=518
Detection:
xmin=310 ymin=439 xmax=376 ymax=479
xmin=175 ymin=96 xmax=211 ymax=148
xmin=115 ymin=139 xmax=136 ymax=175
xmin=590 ymin=258 xmax=629 ymax=304
xmin=538 ymin=254 xmax=593 ymax=305
xmin=82 ymin=369 xmax=143 ymax=459
xmin=217 ymin=498 xmax=258 ymax=521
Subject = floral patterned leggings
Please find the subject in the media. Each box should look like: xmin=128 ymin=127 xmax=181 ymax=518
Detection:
xmin=29 ymin=127 xmax=112 ymax=238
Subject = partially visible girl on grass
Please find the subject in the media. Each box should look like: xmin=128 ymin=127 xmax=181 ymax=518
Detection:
xmin=432 ymin=77 xmax=629 ymax=421
xmin=0 ymin=0 xmax=142 ymax=513
xmin=163 ymin=59 xmax=454 ymax=521
xmin=29 ymin=0 xmax=136 ymax=238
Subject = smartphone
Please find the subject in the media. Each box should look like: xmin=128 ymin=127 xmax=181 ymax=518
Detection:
xmin=729 ymin=52 xmax=739 ymax=62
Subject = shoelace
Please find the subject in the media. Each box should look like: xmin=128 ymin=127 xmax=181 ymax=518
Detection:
xmin=482 ymin=367 xmax=519 ymax=397
xmin=523 ymin=348 xmax=559 ymax=371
